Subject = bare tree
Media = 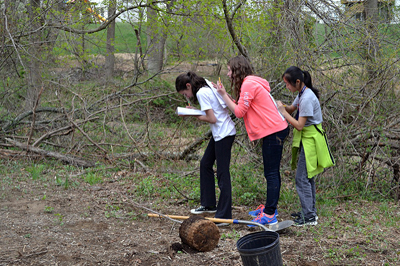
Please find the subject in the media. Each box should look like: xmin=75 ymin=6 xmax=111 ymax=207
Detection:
xmin=25 ymin=0 xmax=43 ymax=111
xmin=105 ymin=0 xmax=116 ymax=79
xmin=146 ymin=1 xmax=166 ymax=74
xmin=364 ymin=0 xmax=379 ymax=78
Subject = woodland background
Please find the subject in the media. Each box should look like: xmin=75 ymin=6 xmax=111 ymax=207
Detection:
xmin=1 ymin=0 xmax=399 ymax=198
xmin=0 ymin=1 xmax=400 ymax=264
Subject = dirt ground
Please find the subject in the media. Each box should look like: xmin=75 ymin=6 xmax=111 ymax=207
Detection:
xmin=1 ymin=169 xmax=399 ymax=266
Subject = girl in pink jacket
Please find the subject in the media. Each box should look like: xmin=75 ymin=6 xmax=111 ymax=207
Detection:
xmin=217 ymin=56 xmax=289 ymax=226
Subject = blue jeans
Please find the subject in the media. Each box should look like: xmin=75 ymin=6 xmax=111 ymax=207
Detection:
xmin=262 ymin=126 xmax=289 ymax=215
xmin=296 ymin=144 xmax=317 ymax=219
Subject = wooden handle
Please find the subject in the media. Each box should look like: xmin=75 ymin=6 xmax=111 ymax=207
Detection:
xmin=148 ymin=213 xmax=234 ymax=224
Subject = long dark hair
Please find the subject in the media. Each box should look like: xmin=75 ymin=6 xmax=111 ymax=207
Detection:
xmin=227 ymin=56 xmax=254 ymax=103
xmin=282 ymin=66 xmax=320 ymax=99
xmin=175 ymin=71 xmax=209 ymax=103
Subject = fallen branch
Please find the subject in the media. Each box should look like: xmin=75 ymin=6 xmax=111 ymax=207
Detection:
xmin=326 ymin=193 xmax=358 ymax=200
xmin=2 ymin=107 xmax=64 ymax=132
xmin=17 ymin=248 xmax=48 ymax=258
xmin=32 ymin=116 xmax=98 ymax=147
xmin=27 ymin=86 xmax=45 ymax=146
xmin=5 ymin=138 xmax=95 ymax=168
xmin=111 ymin=151 xmax=201 ymax=161
xmin=178 ymin=130 xmax=212 ymax=160
xmin=0 ymin=148 xmax=41 ymax=158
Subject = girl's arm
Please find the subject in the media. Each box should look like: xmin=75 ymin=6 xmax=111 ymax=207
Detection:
xmin=284 ymin=115 xmax=307 ymax=131
xmin=216 ymin=82 xmax=237 ymax=113
xmin=197 ymin=109 xmax=217 ymax=124
xmin=277 ymin=101 xmax=307 ymax=131
xmin=284 ymin=104 xmax=297 ymax=115
xmin=216 ymin=80 xmax=252 ymax=118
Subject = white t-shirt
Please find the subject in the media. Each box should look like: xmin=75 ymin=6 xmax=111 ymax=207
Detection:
xmin=196 ymin=80 xmax=236 ymax=141
xmin=292 ymin=89 xmax=323 ymax=127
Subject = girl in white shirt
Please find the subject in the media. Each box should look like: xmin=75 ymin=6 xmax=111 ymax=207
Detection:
xmin=176 ymin=71 xmax=236 ymax=219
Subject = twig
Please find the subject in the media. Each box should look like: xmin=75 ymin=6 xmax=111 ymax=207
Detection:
xmin=133 ymin=158 xmax=148 ymax=172
xmin=2 ymin=107 xmax=64 ymax=132
xmin=3 ymin=10 xmax=26 ymax=70
xmin=27 ymin=86 xmax=45 ymax=146
xmin=171 ymin=183 xmax=196 ymax=201
xmin=119 ymin=98 xmax=145 ymax=156
xmin=326 ymin=193 xmax=358 ymax=200
xmin=55 ymin=90 xmax=109 ymax=160
xmin=32 ymin=117 xmax=98 ymax=147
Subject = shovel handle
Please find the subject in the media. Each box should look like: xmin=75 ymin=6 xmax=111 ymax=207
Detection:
xmin=147 ymin=214 xmax=296 ymax=232
xmin=148 ymin=213 xmax=237 ymax=224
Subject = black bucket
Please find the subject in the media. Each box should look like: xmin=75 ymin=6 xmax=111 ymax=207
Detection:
xmin=236 ymin=231 xmax=283 ymax=266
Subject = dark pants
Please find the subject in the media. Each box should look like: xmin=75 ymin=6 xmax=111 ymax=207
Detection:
xmin=262 ymin=127 xmax=289 ymax=215
xmin=200 ymin=135 xmax=235 ymax=219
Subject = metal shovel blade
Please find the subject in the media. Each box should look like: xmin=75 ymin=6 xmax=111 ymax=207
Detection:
xmin=269 ymin=220 xmax=294 ymax=231
xmin=233 ymin=219 xmax=294 ymax=232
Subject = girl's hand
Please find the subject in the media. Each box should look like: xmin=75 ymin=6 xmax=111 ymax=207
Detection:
xmin=216 ymin=80 xmax=227 ymax=96
xmin=185 ymin=106 xmax=195 ymax=109
xmin=277 ymin=101 xmax=287 ymax=114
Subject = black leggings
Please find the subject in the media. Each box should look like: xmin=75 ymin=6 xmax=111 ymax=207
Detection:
xmin=199 ymin=135 xmax=235 ymax=219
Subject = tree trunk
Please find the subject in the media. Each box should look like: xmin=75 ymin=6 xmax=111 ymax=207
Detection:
xmin=364 ymin=0 xmax=379 ymax=79
xmin=105 ymin=0 xmax=116 ymax=79
xmin=221 ymin=0 xmax=250 ymax=60
xmin=283 ymin=0 xmax=303 ymax=65
xmin=146 ymin=1 xmax=166 ymax=74
xmin=26 ymin=0 xmax=42 ymax=111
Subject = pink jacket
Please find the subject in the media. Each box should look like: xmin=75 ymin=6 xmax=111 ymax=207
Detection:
xmin=234 ymin=76 xmax=288 ymax=141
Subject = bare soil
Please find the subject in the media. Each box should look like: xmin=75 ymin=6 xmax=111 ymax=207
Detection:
xmin=1 ymin=169 xmax=399 ymax=266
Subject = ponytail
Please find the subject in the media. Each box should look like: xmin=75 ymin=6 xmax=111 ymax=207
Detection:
xmin=282 ymin=66 xmax=320 ymax=99
xmin=302 ymin=70 xmax=320 ymax=99
xmin=175 ymin=71 xmax=208 ymax=103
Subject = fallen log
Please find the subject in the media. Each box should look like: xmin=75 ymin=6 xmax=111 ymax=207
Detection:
xmin=178 ymin=215 xmax=220 ymax=252
xmin=5 ymin=138 xmax=95 ymax=168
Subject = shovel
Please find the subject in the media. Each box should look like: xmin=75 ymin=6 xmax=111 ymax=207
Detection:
xmin=148 ymin=213 xmax=293 ymax=232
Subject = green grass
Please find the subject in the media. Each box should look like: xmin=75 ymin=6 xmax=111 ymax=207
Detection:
xmin=53 ymin=22 xmax=147 ymax=56
xmin=26 ymin=164 xmax=46 ymax=180
xmin=50 ymin=20 xmax=400 ymax=59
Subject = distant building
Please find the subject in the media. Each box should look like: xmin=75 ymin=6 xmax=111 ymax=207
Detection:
xmin=341 ymin=0 xmax=396 ymax=23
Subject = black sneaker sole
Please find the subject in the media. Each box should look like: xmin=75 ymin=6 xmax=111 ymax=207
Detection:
xmin=291 ymin=212 xmax=319 ymax=221
xmin=215 ymin=222 xmax=230 ymax=227
xmin=294 ymin=220 xmax=318 ymax=226
xmin=291 ymin=212 xmax=301 ymax=219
